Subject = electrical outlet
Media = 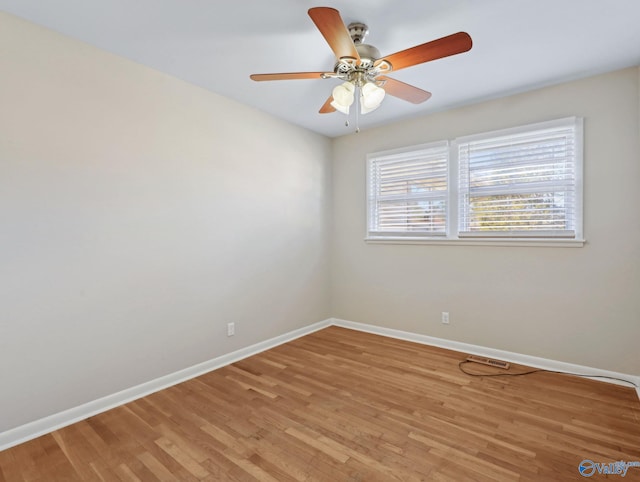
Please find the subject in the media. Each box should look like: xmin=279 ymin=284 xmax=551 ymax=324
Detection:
xmin=441 ymin=312 xmax=450 ymax=324
xmin=227 ymin=322 xmax=235 ymax=337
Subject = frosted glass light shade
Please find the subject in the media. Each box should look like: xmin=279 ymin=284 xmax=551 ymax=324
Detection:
xmin=360 ymin=82 xmax=385 ymax=114
xmin=330 ymin=82 xmax=355 ymax=114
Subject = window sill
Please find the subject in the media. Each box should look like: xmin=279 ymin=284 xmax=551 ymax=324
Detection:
xmin=365 ymin=237 xmax=586 ymax=247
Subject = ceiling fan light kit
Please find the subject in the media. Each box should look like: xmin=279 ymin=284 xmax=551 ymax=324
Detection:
xmin=250 ymin=6 xmax=472 ymax=127
xmin=330 ymin=79 xmax=385 ymax=115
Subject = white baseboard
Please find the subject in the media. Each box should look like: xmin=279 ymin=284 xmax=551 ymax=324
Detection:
xmin=330 ymin=318 xmax=640 ymax=390
xmin=0 ymin=319 xmax=332 ymax=452
xmin=2 ymin=316 xmax=638 ymax=452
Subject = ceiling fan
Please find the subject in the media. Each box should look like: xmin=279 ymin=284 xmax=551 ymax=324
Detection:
xmin=250 ymin=7 xmax=472 ymax=116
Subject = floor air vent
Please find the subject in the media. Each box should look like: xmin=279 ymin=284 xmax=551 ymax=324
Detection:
xmin=466 ymin=355 xmax=510 ymax=369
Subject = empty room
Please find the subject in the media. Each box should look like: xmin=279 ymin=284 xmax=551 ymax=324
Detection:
xmin=1 ymin=1 xmax=639 ymax=480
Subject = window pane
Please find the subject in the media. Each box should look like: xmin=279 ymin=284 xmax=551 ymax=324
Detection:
xmin=465 ymin=192 xmax=572 ymax=231
xmin=376 ymin=198 xmax=447 ymax=233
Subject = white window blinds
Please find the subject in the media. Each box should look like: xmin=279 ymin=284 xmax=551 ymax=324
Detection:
xmin=367 ymin=141 xmax=449 ymax=237
xmin=457 ymin=117 xmax=582 ymax=238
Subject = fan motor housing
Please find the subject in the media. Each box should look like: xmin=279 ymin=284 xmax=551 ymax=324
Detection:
xmin=356 ymin=43 xmax=381 ymax=65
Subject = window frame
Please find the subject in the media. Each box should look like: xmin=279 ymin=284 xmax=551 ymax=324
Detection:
xmin=366 ymin=140 xmax=450 ymax=240
xmin=365 ymin=117 xmax=585 ymax=247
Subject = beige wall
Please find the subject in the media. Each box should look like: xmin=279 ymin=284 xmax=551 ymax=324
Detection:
xmin=0 ymin=13 xmax=332 ymax=432
xmin=331 ymin=67 xmax=640 ymax=375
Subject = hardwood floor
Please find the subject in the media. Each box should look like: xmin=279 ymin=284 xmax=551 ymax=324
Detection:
xmin=1 ymin=326 xmax=639 ymax=481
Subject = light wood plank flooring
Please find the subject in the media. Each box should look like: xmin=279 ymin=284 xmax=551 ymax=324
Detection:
xmin=1 ymin=326 xmax=639 ymax=481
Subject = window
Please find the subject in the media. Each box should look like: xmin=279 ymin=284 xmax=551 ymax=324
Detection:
xmin=367 ymin=141 xmax=449 ymax=238
xmin=457 ymin=117 xmax=582 ymax=238
xmin=366 ymin=117 xmax=584 ymax=245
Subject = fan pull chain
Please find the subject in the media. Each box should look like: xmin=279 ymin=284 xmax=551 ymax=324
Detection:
xmin=343 ymin=86 xmax=360 ymax=133
xmin=355 ymin=86 xmax=360 ymax=133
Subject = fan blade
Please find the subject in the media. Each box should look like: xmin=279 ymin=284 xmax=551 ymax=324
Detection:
xmin=308 ymin=7 xmax=360 ymax=62
xmin=377 ymin=32 xmax=472 ymax=72
xmin=377 ymin=76 xmax=432 ymax=104
xmin=250 ymin=72 xmax=332 ymax=81
xmin=319 ymin=95 xmax=336 ymax=114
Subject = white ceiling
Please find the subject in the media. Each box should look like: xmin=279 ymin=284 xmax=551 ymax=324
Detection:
xmin=2 ymin=0 xmax=640 ymax=138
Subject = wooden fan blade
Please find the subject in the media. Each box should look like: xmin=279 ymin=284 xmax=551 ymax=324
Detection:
xmin=377 ymin=32 xmax=472 ymax=72
xmin=250 ymin=72 xmax=332 ymax=81
xmin=308 ymin=7 xmax=360 ymax=62
xmin=377 ymin=76 xmax=432 ymax=104
xmin=319 ymin=95 xmax=336 ymax=114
